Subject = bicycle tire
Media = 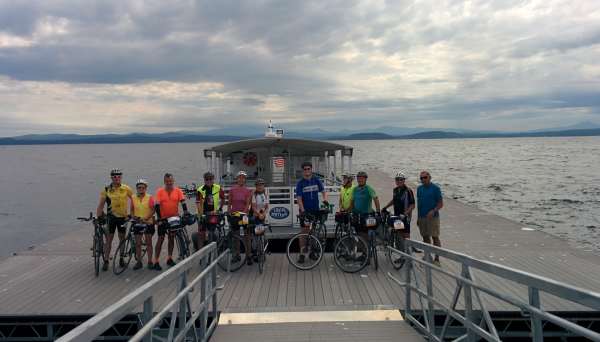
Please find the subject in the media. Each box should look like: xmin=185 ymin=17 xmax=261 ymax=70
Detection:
xmin=113 ymin=237 xmax=133 ymax=275
xmin=217 ymin=234 xmax=247 ymax=272
xmin=386 ymin=231 xmax=406 ymax=270
xmin=257 ymin=236 xmax=265 ymax=274
xmin=93 ymin=234 xmax=101 ymax=277
xmin=334 ymin=222 xmax=344 ymax=241
xmin=333 ymin=234 xmax=369 ymax=273
xmin=372 ymin=238 xmax=379 ymax=271
xmin=176 ymin=231 xmax=190 ymax=260
xmin=286 ymin=233 xmax=323 ymax=270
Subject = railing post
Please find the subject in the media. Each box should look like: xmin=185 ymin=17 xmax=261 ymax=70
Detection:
xmin=405 ymin=245 xmax=412 ymax=319
xmin=142 ymin=297 xmax=153 ymax=342
xmin=462 ymin=264 xmax=476 ymax=342
xmin=178 ymin=273 xmax=188 ymax=337
xmin=529 ymin=287 xmax=543 ymax=342
xmin=425 ymin=252 xmax=435 ymax=337
xmin=211 ymin=248 xmax=219 ymax=324
xmin=199 ymin=253 xmax=208 ymax=341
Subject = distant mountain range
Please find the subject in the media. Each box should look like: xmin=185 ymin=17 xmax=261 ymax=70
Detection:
xmin=2 ymin=122 xmax=600 ymax=145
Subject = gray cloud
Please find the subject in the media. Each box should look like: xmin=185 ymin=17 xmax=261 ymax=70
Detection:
xmin=0 ymin=0 xmax=600 ymax=135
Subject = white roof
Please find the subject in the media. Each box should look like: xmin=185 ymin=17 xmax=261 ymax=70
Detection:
xmin=206 ymin=138 xmax=352 ymax=156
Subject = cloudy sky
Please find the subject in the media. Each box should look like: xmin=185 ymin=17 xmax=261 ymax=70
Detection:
xmin=0 ymin=0 xmax=599 ymax=136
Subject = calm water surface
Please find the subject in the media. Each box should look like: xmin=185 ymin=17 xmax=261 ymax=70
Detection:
xmin=0 ymin=137 xmax=598 ymax=256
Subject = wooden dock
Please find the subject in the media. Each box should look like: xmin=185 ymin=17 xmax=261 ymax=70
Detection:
xmin=1 ymin=171 xmax=599 ymax=339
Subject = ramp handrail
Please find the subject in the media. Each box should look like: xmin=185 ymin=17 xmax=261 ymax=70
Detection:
xmin=387 ymin=240 xmax=600 ymax=342
xmin=57 ymin=242 xmax=228 ymax=342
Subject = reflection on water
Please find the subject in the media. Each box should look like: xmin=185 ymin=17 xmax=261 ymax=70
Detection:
xmin=0 ymin=136 xmax=599 ymax=256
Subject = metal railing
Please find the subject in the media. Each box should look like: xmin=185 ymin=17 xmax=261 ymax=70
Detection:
xmin=57 ymin=242 xmax=228 ymax=342
xmin=386 ymin=240 xmax=600 ymax=341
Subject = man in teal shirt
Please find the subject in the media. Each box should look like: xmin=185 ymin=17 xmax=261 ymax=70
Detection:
xmin=351 ymin=171 xmax=381 ymax=242
xmin=416 ymin=170 xmax=444 ymax=266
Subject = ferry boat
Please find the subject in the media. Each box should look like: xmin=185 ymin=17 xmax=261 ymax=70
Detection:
xmin=201 ymin=121 xmax=354 ymax=235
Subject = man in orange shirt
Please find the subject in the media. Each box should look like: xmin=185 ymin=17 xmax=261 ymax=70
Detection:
xmin=153 ymin=173 xmax=189 ymax=270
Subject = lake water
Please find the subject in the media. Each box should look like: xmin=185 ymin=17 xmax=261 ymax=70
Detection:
xmin=0 ymin=137 xmax=599 ymax=257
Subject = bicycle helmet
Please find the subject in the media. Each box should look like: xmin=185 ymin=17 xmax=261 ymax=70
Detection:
xmin=356 ymin=171 xmax=368 ymax=178
xmin=237 ymin=170 xmax=248 ymax=177
xmin=256 ymin=178 xmax=266 ymax=185
xmin=110 ymin=168 xmax=122 ymax=176
xmin=395 ymin=171 xmax=406 ymax=180
xmin=203 ymin=171 xmax=214 ymax=180
xmin=136 ymin=178 xmax=148 ymax=187
xmin=341 ymin=172 xmax=353 ymax=178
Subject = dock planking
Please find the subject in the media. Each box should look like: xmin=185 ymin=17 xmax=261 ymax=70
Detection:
xmin=1 ymin=171 xmax=599 ymax=318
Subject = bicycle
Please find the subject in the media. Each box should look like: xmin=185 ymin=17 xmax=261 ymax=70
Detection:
xmin=216 ymin=212 xmax=249 ymax=272
xmin=286 ymin=208 xmax=330 ymax=270
xmin=334 ymin=211 xmax=352 ymax=241
xmin=77 ymin=212 xmax=105 ymax=277
xmin=382 ymin=210 xmax=408 ymax=270
xmin=333 ymin=213 xmax=369 ymax=273
xmin=112 ymin=218 xmax=148 ymax=275
xmin=252 ymin=221 xmax=272 ymax=274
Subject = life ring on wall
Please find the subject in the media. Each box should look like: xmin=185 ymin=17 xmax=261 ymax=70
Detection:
xmin=243 ymin=152 xmax=257 ymax=166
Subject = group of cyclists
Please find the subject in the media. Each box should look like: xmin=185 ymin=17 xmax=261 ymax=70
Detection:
xmin=95 ymin=160 xmax=439 ymax=273
xmin=95 ymin=168 xmax=269 ymax=272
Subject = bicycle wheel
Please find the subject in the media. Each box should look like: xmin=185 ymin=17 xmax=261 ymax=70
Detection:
xmin=286 ymin=233 xmax=323 ymax=270
xmin=93 ymin=234 xmax=101 ymax=277
xmin=257 ymin=236 xmax=265 ymax=274
xmin=217 ymin=234 xmax=247 ymax=272
xmin=176 ymin=232 xmax=190 ymax=260
xmin=386 ymin=231 xmax=406 ymax=270
xmin=334 ymin=222 xmax=345 ymax=241
xmin=113 ymin=237 xmax=133 ymax=275
xmin=372 ymin=238 xmax=379 ymax=271
xmin=334 ymin=234 xmax=368 ymax=273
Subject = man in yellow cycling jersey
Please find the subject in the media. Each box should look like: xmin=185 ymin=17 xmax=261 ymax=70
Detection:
xmin=96 ymin=168 xmax=133 ymax=271
xmin=131 ymin=179 xmax=155 ymax=270
xmin=339 ymin=173 xmax=355 ymax=212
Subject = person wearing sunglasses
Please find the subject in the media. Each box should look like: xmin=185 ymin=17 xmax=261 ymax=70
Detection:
xmin=416 ymin=170 xmax=443 ymax=266
xmin=131 ymin=179 xmax=155 ymax=270
xmin=295 ymin=161 xmax=329 ymax=264
xmin=96 ymin=168 xmax=133 ymax=271
xmin=382 ymin=171 xmax=415 ymax=242
xmin=195 ymin=171 xmax=225 ymax=250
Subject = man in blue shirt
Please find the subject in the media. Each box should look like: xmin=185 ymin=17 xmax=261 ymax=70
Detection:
xmin=416 ymin=170 xmax=444 ymax=266
xmin=295 ymin=161 xmax=329 ymax=264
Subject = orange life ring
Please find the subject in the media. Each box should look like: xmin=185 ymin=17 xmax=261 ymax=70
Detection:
xmin=243 ymin=152 xmax=257 ymax=166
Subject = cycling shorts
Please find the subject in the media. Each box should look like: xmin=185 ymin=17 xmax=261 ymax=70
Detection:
xmin=107 ymin=215 xmax=127 ymax=234
xmin=157 ymin=221 xmax=174 ymax=237
xmin=132 ymin=223 xmax=154 ymax=235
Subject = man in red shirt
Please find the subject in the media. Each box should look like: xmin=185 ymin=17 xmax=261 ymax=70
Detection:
xmin=153 ymin=173 xmax=189 ymax=270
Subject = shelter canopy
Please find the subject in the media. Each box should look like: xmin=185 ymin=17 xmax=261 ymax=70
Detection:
xmin=207 ymin=138 xmax=353 ymax=157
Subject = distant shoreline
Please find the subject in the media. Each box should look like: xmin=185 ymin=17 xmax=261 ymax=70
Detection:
xmin=1 ymin=128 xmax=600 ymax=145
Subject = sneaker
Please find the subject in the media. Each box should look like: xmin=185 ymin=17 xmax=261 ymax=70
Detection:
xmin=119 ymin=257 xmax=126 ymax=268
xmin=297 ymin=254 xmax=305 ymax=264
xmin=147 ymin=263 xmax=154 ymax=270
xmin=133 ymin=261 xmax=143 ymax=270
xmin=154 ymin=263 xmax=162 ymax=271
xmin=309 ymin=251 xmax=319 ymax=261
xmin=246 ymin=257 xmax=253 ymax=266
xmin=166 ymin=259 xmax=176 ymax=267
xmin=433 ymin=259 xmax=441 ymax=267
xmin=252 ymin=254 xmax=259 ymax=262
xmin=102 ymin=260 xmax=109 ymax=271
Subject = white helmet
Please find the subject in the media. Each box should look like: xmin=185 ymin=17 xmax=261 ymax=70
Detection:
xmin=136 ymin=178 xmax=148 ymax=187
xmin=395 ymin=171 xmax=406 ymax=180
xmin=237 ymin=170 xmax=248 ymax=177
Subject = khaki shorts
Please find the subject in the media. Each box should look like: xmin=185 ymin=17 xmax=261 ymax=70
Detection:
xmin=417 ymin=216 xmax=440 ymax=238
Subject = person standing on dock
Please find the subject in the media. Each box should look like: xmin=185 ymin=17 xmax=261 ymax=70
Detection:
xmin=96 ymin=168 xmax=133 ymax=272
xmin=228 ymin=171 xmax=253 ymax=265
xmin=339 ymin=172 xmax=355 ymax=213
xmin=195 ymin=171 xmax=225 ymax=250
xmin=154 ymin=173 xmax=189 ymax=270
xmin=382 ymin=171 xmax=415 ymax=244
xmin=131 ymin=179 xmax=155 ymax=270
xmin=416 ymin=170 xmax=443 ymax=266
xmin=350 ymin=171 xmax=381 ymax=243
xmin=296 ymin=161 xmax=329 ymax=264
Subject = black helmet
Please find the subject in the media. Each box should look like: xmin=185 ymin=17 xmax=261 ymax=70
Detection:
xmin=256 ymin=178 xmax=266 ymax=185
xmin=301 ymin=161 xmax=312 ymax=169
xmin=110 ymin=168 xmax=122 ymax=176
xmin=203 ymin=171 xmax=214 ymax=180
xmin=356 ymin=171 xmax=368 ymax=178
